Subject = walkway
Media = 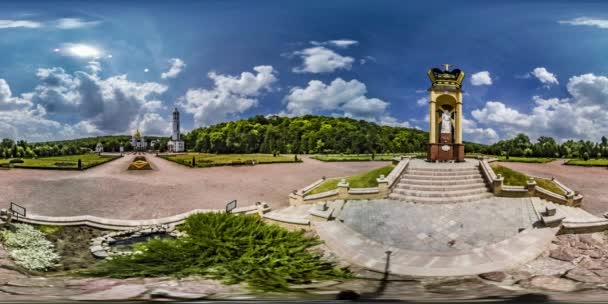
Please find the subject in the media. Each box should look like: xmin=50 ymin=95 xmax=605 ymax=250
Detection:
xmin=497 ymin=160 xmax=608 ymax=216
xmin=0 ymin=154 xmax=387 ymax=219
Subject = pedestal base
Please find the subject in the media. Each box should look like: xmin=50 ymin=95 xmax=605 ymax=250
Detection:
xmin=427 ymin=143 xmax=465 ymax=162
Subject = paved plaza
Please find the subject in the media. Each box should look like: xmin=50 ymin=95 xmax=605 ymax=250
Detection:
xmin=339 ymin=198 xmax=539 ymax=252
xmin=0 ymin=154 xmax=387 ymax=219
xmin=498 ymin=160 xmax=608 ymax=216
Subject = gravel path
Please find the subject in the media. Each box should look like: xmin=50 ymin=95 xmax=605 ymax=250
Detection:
xmin=0 ymin=154 xmax=388 ymax=219
xmin=497 ymin=160 xmax=608 ymax=216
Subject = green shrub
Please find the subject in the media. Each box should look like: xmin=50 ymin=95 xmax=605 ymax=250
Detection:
xmin=583 ymin=152 xmax=590 ymax=161
xmin=9 ymin=159 xmax=24 ymax=164
xmin=0 ymin=224 xmax=60 ymax=271
xmin=87 ymin=213 xmax=347 ymax=290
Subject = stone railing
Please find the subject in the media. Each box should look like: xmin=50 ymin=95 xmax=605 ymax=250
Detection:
xmin=288 ymin=157 xmax=411 ymax=205
xmin=0 ymin=202 xmax=271 ymax=230
xmin=478 ymin=159 xmax=583 ymax=207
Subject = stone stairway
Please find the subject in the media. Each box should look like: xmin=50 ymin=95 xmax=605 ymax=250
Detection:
xmin=530 ymin=197 xmax=608 ymax=231
xmin=389 ymin=159 xmax=493 ymax=203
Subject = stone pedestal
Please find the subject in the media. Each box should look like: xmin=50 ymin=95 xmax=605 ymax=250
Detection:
xmin=427 ymin=143 xmax=464 ymax=162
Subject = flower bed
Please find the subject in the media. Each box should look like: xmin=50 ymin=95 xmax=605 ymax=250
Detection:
xmin=128 ymin=156 xmax=152 ymax=170
xmin=0 ymin=224 xmax=60 ymax=271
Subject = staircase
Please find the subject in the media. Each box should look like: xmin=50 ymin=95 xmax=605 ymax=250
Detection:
xmin=388 ymin=160 xmax=493 ymax=203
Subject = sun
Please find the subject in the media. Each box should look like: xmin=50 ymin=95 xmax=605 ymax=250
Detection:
xmin=66 ymin=43 xmax=101 ymax=58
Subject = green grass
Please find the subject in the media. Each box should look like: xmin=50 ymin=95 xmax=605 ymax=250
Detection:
xmin=306 ymin=165 xmax=395 ymax=196
xmin=161 ymin=153 xmax=300 ymax=167
xmin=497 ymin=156 xmax=555 ymax=163
xmin=565 ymin=158 xmax=608 ymax=167
xmin=0 ymin=154 xmax=120 ymax=170
xmin=311 ymin=153 xmax=404 ymax=162
xmin=86 ymin=213 xmax=347 ymax=291
xmin=491 ymin=164 xmax=565 ymax=195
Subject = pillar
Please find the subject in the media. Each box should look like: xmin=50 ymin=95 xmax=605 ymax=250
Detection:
xmin=455 ymin=100 xmax=462 ymax=144
xmin=429 ymin=100 xmax=436 ymax=144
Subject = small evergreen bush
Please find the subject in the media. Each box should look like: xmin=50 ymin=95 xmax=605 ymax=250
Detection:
xmin=0 ymin=224 xmax=60 ymax=271
xmin=9 ymin=159 xmax=24 ymax=164
xmin=88 ymin=213 xmax=347 ymax=290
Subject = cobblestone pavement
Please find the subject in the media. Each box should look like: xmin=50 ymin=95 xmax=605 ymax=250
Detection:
xmin=497 ymin=160 xmax=608 ymax=216
xmin=0 ymin=154 xmax=387 ymax=219
xmin=339 ymin=198 xmax=539 ymax=252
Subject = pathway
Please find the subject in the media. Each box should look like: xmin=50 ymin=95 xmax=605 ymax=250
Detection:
xmin=0 ymin=154 xmax=387 ymax=219
xmin=497 ymin=160 xmax=608 ymax=216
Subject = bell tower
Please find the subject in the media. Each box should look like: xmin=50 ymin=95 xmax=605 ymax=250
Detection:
xmin=426 ymin=64 xmax=465 ymax=162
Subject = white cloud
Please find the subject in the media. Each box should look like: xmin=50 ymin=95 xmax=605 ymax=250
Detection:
xmin=180 ymin=65 xmax=277 ymax=126
xmin=136 ymin=112 xmax=171 ymax=136
xmin=531 ymin=67 xmax=558 ymax=86
xmin=58 ymin=43 xmax=103 ymax=59
xmin=0 ymin=79 xmax=33 ymax=110
xmin=55 ymin=18 xmax=100 ymax=29
xmin=292 ymin=46 xmax=354 ymax=73
xmin=462 ymin=116 xmax=499 ymax=144
xmin=470 ymin=71 xmax=493 ymax=86
xmin=470 ymin=73 xmax=608 ymax=142
xmin=559 ymin=17 xmax=608 ymax=29
xmin=284 ymin=77 xmax=409 ymax=127
xmin=0 ymin=19 xmax=41 ymax=29
xmin=416 ymin=97 xmax=427 ymax=106
xmin=311 ymin=39 xmax=359 ymax=48
xmin=161 ymin=58 xmax=186 ymax=79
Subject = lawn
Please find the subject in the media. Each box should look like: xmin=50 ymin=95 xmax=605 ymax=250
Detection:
xmin=306 ymin=165 xmax=395 ymax=196
xmin=497 ymin=156 xmax=555 ymax=163
xmin=161 ymin=153 xmax=300 ymax=167
xmin=564 ymin=158 xmax=608 ymax=167
xmin=311 ymin=153 xmax=409 ymax=162
xmin=491 ymin=164 xmax=565 ymax=195
xmin=0 ymin=154 xmax=120 ymax=170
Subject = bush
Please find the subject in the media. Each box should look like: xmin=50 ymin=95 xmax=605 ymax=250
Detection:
xmin=583 ymin=152 xmax=590 ymax=161
xmin=88 ymin=213 xmax=347 ymax=290
xmin=9 ymin=159 xmax=24 ymax=164
xmin=0 ymin=224 xmax=60 ymax=271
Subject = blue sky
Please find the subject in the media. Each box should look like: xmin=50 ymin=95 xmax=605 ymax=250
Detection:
xmin=1 ymin=0 xmax=608 ymax=143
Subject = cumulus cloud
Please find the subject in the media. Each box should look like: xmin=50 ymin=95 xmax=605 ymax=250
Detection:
xmin=470 ymin=71 xmax=493 ymax=86
xmin=559 ymin=17 xmax=608 ymax=29
xmin=161 ymin=58 xmax=186 ymax=79
xmin=470 ymin=73 xmax=608 ymax=142
xmin=531 ymin=67 xmax=558 ymax=86
xmin=462 ymin=116 xmax=499 ymax=144
xmin=416 ymin=97 xmax=427 ymax=106
xmin=292 ymin=46 xmax=354 ymax=73
xmin=179 ymin=65 xmax=277 ymax=126
xmin=0 ymin=79 xmax=33 ymax=110
xmin=55 ymin=18 xmax=100 ymax=29
xmin=284 ymin=77 xmax=408 ymax=127
xmin=311 ymin=39 xmax=359 ymax=48
xmin=0 ymin=19 xmax=41 ymax=29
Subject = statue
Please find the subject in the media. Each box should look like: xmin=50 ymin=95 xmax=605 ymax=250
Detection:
xmin=440 ymin=110 xmax=452 ymax=134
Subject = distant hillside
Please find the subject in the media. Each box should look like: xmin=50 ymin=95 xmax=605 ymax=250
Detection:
xmin=35 ymin=135 xmax=168 ymax=152
xmin=183 ymin=115 xmax=486 ymax=154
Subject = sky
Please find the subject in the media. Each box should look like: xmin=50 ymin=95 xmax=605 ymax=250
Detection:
xmin=1 ymin=0 xmax=608 ymax=144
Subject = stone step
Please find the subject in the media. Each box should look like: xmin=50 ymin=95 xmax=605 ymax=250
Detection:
xmin=394 ymin=182 xmax=488 ymax=192
xmin=400 ymin=173 xmax=483 ymax=180
xmin=406 ymin=168 xmax=481 ymax=176
xmin=388 ymin=192 xmax=494 ymax=204
xmin=406 ymin=166 xmax=480 ymax=172
xmin=397 ymin=178 xmax=486 ymax=186
xmin=391 ymin=187 xmax=490 ymax=198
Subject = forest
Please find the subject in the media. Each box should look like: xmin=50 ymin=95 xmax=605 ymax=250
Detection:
xmin=1 ymin=115 xmax=608 ymax=159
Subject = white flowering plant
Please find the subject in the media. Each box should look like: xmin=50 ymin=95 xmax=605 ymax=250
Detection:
xmin=0 ymin=224 xmax=60 ymax=271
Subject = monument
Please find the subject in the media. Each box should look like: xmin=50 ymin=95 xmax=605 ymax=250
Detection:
xmin=426 ymin=64 xmax=465 ymax=162
xmin=131 ymin=129 xmax=147 ymax=151
xmin=167 ymin=107 xmax=185 ymax=152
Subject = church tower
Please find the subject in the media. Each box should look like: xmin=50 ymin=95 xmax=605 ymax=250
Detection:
xmin=172 ymin=107 xmax=180 ymax=141
xmin=426 ymin=64 xmax=465 ymax=162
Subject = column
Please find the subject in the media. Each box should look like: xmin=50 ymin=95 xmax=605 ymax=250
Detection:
xmin=455 ymin=101 xmax=462 ymax=144
xmin=429 ymin=99 xmax=436 ymax=144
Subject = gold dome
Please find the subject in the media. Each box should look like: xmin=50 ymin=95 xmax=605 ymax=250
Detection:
xmin=133 ymin=129 xmax=142 ymax=139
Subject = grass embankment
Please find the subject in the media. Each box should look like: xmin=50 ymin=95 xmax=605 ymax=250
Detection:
xmin=306 ymin=165 xmax=395 ymax=196
xmin=86 ymin=213 xmax=347 ymax=291
xmin=311 ymin=153 xmax=405 ymax=162
xmin=0 ymin=154 xmax=120 ymax=170
xmin=565 ymin=158 xmax=608 ymax=167
xmin=497 ymin=156 xmax=555 ymax=163
xmin=161 ymin=153 xmax=300 ymax=167
xmin=491 ymin=164 xmax=566 ymax=195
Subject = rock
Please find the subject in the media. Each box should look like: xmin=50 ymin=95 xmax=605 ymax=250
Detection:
xmin=523 ymin=276 xmax=579 ymax=292
xmin=593 ymin=269 xmax=608 ymax=277
xmin=149 ymin=288 xmax=208 ymax=300
xmin=549 ymin=247 xmax=578 ymax=262
xmin=584 ymin=250 xmax=604 ymax=259
xmin=565 ymin=267 xmax=604 ymax=284
xmin=579 ymin=257 xmax=604 ymax=270
xmin=69 ymin=284 xmax=147 ymax=301
xmin=479 ymin=271 xmax=507 ymax=282
xmin=92 ymin=250 xmax=108 ymax=259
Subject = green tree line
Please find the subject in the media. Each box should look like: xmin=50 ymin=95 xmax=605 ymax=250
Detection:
xmin=483 ymin=133 xmax=608 ymax=160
